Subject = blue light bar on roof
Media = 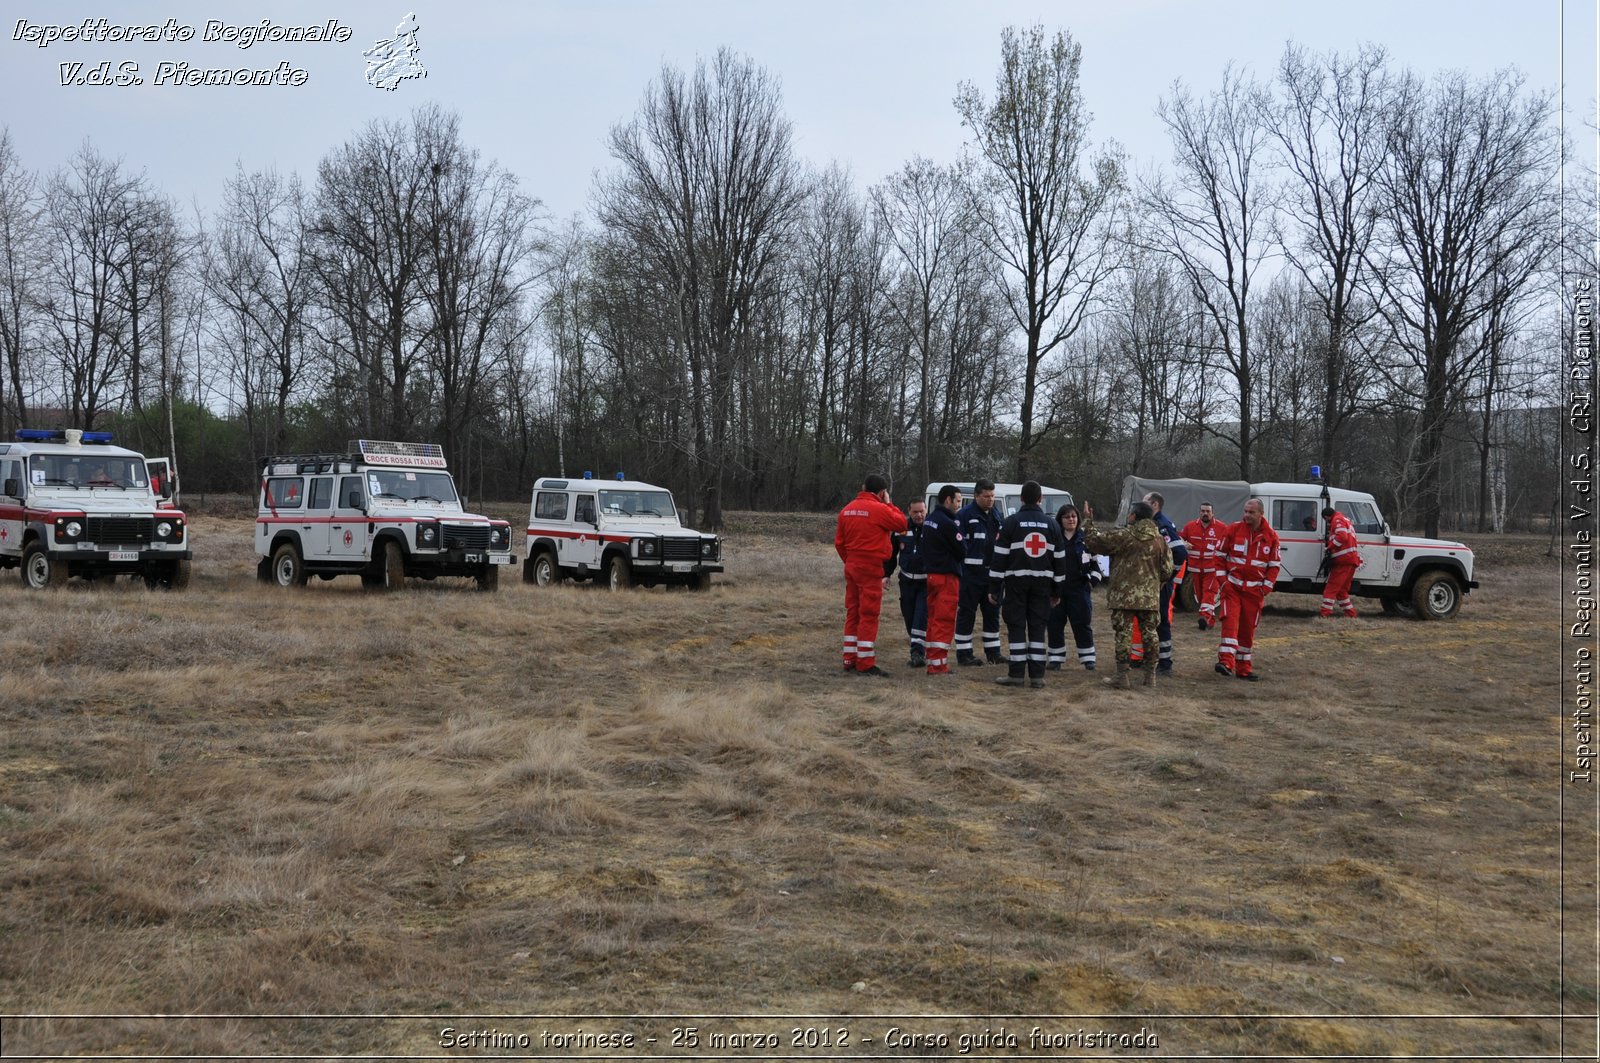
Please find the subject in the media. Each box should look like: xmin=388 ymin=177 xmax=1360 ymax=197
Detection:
xmin=13 ymin=429 xmax=114 ymax=443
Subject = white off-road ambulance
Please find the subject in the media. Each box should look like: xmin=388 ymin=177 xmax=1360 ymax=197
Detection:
xmin=255 ymin=440 xmax=513 ymax=591
xmin=922 ymin=481 xmax=1075 ymax=517
xmin=0 ymin=429 xmax=190 ymax=589
xmin=1117 ymin=475 xmax=1478 ymax=620
xmin=523 ymin=474 xmax=722 ymax=590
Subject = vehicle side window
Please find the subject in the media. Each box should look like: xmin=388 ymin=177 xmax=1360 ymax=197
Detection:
xmin=535 ymin=491 xmax=569 ymax=521
xmin=266 ymin=477 xmax=304 ymax=509
xmin=1355 ymin=502 xmax=1383 ymax=534
xmin=575 ymin=495 xmax=596 ymax=524
xmin=308 ymin=477 xmax=332 ymax=511
xmin=1274 ymin=500 xmax=1318 ymax=533
xmin=3 ymin=459 xmax=19 ymax=496
xmin=340 ymin=476 xmax=364 ymax=510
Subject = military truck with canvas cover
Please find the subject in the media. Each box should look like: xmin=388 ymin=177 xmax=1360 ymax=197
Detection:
xmin=0 ymin=429 xmax=191 ymax=589
xmin=256 ymin=440 xmax=514 ymax=591
xmin=1117 ymin=476 xmax=1477 ymax=620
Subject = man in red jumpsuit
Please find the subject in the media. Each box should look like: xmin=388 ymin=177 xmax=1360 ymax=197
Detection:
xmin=1215 ymin=497 xmax=1280 ymax=681
xmin=1319 ymin=505 xmax=1361 ymax=618
xmin=1181 ymin=501 xmax=1229 ymax=631
xmin=835 ymin=473 xmax=909 ymax=677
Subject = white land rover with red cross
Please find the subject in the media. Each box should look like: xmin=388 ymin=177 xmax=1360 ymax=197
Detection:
xmin=523 ymin=475 xmax=723 ymax=590
xmin=255 ymin=440 xmax=513 ymax=591
xmin=0 ymin=429 xmax=190 ymax=589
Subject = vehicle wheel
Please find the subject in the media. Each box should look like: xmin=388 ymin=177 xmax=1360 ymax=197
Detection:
xmin=476 ymin=564 xmax=499 ymax=592
xmin=687 ymin=571 xmax=712 ymax=592
xmin=530 ymin=550 xmax=561 ymax=587
xmin=607 ymin=553 xmax=632 ymax=591
xmin=21 ymin=542 xmax=55 ymax=590
xmin=145 ymin=559 xmax=192 ymax=591
xmin=381 ymin=539 xmax=406 ymax=590
xmin=271 ymin=542 xmax=306 ymax=588
xmin=1177 ymin=574 xmax=1198 ymax=612
xmin=1410 ymin=570 xmax=1462 ymax=621
xmin=1380 ymin=595 xmax=1415 ymax=618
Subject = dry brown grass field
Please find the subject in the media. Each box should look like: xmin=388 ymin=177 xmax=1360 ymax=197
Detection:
xmin=0 ymin=505 xmax=1589 ymax=1059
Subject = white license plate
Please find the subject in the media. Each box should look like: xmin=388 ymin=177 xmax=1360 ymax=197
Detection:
xmin=670 ymin=562 xmax=694 ymax=572
xmin=490 ymin=554 xmax=513 ymax=565
xmin=109 ymin=550 xmax=138 ymax=562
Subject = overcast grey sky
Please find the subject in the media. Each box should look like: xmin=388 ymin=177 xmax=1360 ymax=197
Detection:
xmin=0 ymin=1 xmax=1594 ymax=222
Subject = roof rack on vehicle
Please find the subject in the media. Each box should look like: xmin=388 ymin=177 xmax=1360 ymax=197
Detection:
xmin=260 ymin=453 xmax=360 ymax=475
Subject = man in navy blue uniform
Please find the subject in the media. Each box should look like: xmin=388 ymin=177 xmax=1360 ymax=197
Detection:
xmin=955 ymin=479 xmax=1004 ymax=666
xmin=1135 ymin=490 xmax=1189 ymax=676
xmin=889 ymin=499 xmax=929 ymax=667
xmin=987 ymin=481 xmax=1065 ymax=688
xmin=921 ymin=485 xmax=966 ymax=675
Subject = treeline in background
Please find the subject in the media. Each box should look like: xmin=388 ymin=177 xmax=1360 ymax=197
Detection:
xmin=0 ymin=30 xmax=1585 ymax=533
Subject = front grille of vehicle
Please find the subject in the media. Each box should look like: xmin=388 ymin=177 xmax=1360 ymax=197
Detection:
xmin=662 ymin=538 xmax=701 ymax=562
xmin=443 ymin=524 xmax=491 ymax=551
xmin=86 ymin=517 xmax=153 ymax=545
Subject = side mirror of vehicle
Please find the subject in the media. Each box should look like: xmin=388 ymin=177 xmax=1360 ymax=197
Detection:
xmin=157 ymin=476 xmax=176 ymax=501
xmin=2 ymin=477 xmax=17 ymax=498
xmin=345 ymin=489 xmax=364 ymax=510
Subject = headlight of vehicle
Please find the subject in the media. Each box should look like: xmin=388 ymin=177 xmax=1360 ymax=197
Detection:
xmin=418 ymin=522 xmax=439 ymax=548
xmin=490 ymin=526 xmax=508 ymax=549
xmin=640 ymin=538 xmax=657 ymax=557
xmin=702 ymin=540 xmax=713 ymax=557
xmin=156 ymin=520 xmax=173 ymax=539
xmin=57 ymin=518 xmax=82 ymax=541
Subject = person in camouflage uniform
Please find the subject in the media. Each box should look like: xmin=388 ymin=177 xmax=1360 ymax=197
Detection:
xmin=1080 ymin=499 xmax=1174 ymax=689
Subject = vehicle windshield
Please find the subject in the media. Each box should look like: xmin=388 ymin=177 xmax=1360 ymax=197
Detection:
xmin=29 ymin=453 xmax=149 ymax=490
xmin=365 ymin=468 xmax=459 ymax=503
xmin=599 ymin=489 xmax=675 ymax=517
xmin=1002 ymin=492 xmax=1072 ymax=517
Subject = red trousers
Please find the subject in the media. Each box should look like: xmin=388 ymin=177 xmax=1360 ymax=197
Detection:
xmin=1194 ymin=568 xmax=1223 ymax=619
xmin=924 ymin=573 xmax=959 ymax=673
xmin=843 ymin=561 xmax=886 ymax=670
xmin=1217 ymin=583 xmax=1267 ymax=677
xmin=1321 ymin=564 xmax=1358 ymax=616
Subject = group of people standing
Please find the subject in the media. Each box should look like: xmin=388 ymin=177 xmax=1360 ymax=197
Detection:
xmin=836 ymin=475 xmax=1355 ymax=688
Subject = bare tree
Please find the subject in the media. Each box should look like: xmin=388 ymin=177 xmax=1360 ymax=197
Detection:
xmin=1142 ymin=66 xmax=1278 ymax=478
xmin=597 ymin=48 xmax=803 ymax=529
xmin=311 ymin=107 xmax=437 ymax=439
xmin=956 ymin=24 xmax=1123 ymax=478
xmin=873 ymin=157 xmax=980 ymax=487
xmin=1265 ymin=43 xmax=1389 ymax=481
xmin=205 ymin=167 xmax=314 ymax=454
xmin=1103 ymin=249 xmax=1205 ymax=472
xmin=0 ymin=130 xmax=41 ymax=433
xmin=1366 ymin=67 xmax=1556 ymax=537
xmin=416 ymin=121 xmax=542 ymax=461
xmin=38 ymin=145 xmax=144 ymax=429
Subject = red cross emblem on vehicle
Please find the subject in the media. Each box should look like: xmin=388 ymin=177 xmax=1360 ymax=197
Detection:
xmin=1022 ymin=532 xmax=1049 ymax=558
xmin=0 ymin=526 xmax=8 ymax=542
xmin=343 ymin=530 xmax=353 ymax=546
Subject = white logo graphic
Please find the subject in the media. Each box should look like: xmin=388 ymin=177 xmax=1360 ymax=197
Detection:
xmin=363 ymin=12 xmax=425 ymax=91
